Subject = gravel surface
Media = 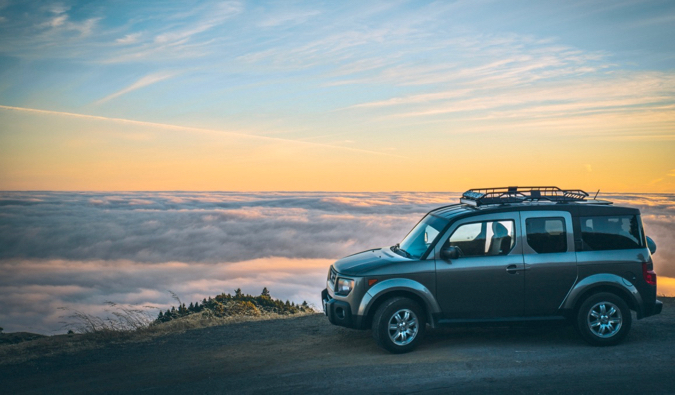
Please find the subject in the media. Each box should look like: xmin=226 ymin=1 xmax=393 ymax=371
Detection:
xmin=2 ymin=298 xmax=673 ymax=394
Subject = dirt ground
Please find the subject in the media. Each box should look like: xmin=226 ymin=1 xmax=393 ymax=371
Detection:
xmin=2 ymin=298 xmax=674 ymax=394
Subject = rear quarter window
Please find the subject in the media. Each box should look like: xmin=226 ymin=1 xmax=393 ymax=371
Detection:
xmin=580 ymin=215 xmax=644 ymax=251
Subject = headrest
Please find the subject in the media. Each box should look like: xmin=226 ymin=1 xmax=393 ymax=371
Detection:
xmin=492 ymin=222 xmax=508 ymax=238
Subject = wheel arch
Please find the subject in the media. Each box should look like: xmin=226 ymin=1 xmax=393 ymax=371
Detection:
xmin=562 ymin=274 xmax=643 ymax=318
xmin=358 ymin=278 xmax=441 ymax=329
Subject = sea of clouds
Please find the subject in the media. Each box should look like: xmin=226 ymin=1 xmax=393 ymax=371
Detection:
xmin=1 ymin=191 xmax=673 ymax=334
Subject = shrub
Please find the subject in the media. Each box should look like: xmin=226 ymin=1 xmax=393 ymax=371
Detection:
xmin=154 ymin=288 xmax=312 ymax=324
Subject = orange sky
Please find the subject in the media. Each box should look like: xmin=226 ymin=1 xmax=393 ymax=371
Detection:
xmin=1 ymin=104 xmax=673 ymax=192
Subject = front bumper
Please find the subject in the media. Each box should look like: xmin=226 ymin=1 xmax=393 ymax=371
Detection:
xmin=322 ymin=288 xmax=364 ymax=329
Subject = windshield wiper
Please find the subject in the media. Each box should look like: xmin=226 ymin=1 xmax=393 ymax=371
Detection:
xmin=392 ymin=243 xmax=412 ymax=258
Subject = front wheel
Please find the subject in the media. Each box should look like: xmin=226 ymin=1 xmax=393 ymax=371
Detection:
xmin=576 ymin=292 xmax=632 ymax=346
xmin=372 ymin=297 xmax=426 ymax=353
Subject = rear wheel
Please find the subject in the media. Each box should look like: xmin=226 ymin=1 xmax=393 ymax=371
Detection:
xmin=372 ymin=297 xmax=426 ymax=353
xmin=576 ymin=292 xmax=632 ymax=346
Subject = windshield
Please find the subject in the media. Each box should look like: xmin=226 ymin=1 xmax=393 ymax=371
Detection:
xmin=396 ymin=214 xmax=449 ymax=259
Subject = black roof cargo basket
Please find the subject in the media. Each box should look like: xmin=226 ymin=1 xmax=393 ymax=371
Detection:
xmin=460 ymin=186 xmax=590 ymax=206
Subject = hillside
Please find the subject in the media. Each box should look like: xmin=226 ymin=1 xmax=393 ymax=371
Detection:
xmin=1 ymin=298 xmax=673 ymax=394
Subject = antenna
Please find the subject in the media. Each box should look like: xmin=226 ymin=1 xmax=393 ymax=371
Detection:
xmin=594 ymin=189 xmax=600 ymax=199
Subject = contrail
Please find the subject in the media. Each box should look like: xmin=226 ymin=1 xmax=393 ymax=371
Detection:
xmin=0 ymin=105 xmax=407 ymax=158
xmin=93 ymin=72 xmax=176 ymax=105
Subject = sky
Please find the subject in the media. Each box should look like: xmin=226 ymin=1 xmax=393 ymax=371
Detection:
xmin=0 ymin=0 xmax=674 ymax=192
xmin=1 ymin=191 xmax=674 ymax=334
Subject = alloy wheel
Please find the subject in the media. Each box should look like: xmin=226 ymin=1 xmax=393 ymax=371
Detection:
xmin=587 ymin=301 xmax=623 ymax=338
xmin=387 ymin=308 xmax=419 ymax=346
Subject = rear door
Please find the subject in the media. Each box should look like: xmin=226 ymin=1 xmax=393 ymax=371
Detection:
xmin=521 ymin=211 xmax=577 ymax=316
xmin=434 ymin=212 xmax=525 ymax=319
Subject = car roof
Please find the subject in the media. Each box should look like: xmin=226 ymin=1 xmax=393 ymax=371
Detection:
xmin=428 ymin=201 xmax=640 ymax=221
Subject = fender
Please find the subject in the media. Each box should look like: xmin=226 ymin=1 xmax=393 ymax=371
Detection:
xmin=357 ymin=278 xmax=441 ymax=325
xmin=561 ymin=273 xmax=643 ymax=316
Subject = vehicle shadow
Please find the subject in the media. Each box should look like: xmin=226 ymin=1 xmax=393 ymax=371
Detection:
xmin=422 ymin=320 xmax=581 ymax=348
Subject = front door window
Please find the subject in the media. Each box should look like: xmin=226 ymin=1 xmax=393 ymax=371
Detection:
xmin=447 ymin=220 xmax=515 ymax=257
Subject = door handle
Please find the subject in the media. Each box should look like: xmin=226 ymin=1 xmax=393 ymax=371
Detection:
xmin=506 ymin=264 xmax=528 ymax=274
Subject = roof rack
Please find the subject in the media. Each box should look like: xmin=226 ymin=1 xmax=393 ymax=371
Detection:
xmin=460 ymin=186 xmax=590 ymax=207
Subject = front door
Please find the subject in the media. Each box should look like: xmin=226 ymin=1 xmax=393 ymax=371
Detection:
xmin=434 ymin=213 xmax=524 ymax=319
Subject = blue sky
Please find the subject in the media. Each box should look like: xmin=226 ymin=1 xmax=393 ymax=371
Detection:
xmin=0 ymin=0 xmax=674 ymax=191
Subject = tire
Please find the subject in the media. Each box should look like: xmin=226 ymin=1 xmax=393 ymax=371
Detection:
xmin=372 ymin=297 xmax=426 ymax=353
xmin=576 ymin=292 xmax=632 ymax=346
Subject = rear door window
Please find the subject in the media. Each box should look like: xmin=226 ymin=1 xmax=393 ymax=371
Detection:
xmin=525 ymin=217 xmax=567 ymax=254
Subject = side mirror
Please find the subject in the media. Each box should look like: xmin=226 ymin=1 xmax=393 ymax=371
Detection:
xmin=646 ymin=236 xmax=657 ymax=255
xmin=441 ymin=246 xmax=461 ymax=260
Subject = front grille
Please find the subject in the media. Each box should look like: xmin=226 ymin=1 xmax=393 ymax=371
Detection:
xmin=329 ymin=267 xmax=337 ymax=286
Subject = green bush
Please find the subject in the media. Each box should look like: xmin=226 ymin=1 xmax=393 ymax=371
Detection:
xmin=154 ymin=289 xmax=312 ymax=324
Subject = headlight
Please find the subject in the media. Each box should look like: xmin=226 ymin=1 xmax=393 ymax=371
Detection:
xmin=335 ymin=278 xmax=354 ymax=296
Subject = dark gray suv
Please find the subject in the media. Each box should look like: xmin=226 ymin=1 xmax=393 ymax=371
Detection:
xmin=322 ymin=186 xmax=663 ymax=353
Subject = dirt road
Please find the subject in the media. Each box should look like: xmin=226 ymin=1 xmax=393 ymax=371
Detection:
xmin=2 ymin=299 xmax=674 ymax=394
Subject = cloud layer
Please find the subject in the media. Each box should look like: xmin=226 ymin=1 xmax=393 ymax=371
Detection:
xmin=0 ymin=191 xmax=673 ymax=334
xmin=0 ymin=191 xmax=451 ymax=263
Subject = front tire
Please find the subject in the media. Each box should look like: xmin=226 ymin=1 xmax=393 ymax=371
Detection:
xmin=576 ymin=292 xmax=632 ymax=346
xmin=372 ymin=297 xmax=426 ymax=353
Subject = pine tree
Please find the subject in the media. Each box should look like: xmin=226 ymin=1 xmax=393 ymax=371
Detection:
xmin=261 ymin=287 xmax=271 ymax=298
xmin=235 ymin=288 xmax=242 ymax=298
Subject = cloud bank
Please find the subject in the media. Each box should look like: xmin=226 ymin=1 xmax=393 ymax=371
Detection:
xmin=0 ymin=191 xmax=673 ymax=334
xmin=0 ymin=191 xmax=450 ymax=263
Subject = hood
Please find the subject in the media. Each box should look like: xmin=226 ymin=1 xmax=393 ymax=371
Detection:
xmin=333 ymin=247 xmax=406 ymax=276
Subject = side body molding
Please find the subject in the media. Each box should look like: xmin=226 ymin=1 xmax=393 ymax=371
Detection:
xmin=357 ymin=278 xmax=441 ymax=324
xmin=561 ymin=273 xmax=643 ymax=315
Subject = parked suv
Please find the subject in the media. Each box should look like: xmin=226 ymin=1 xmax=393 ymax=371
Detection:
xmin=322 ymin=186 xmax=663 ymax=353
